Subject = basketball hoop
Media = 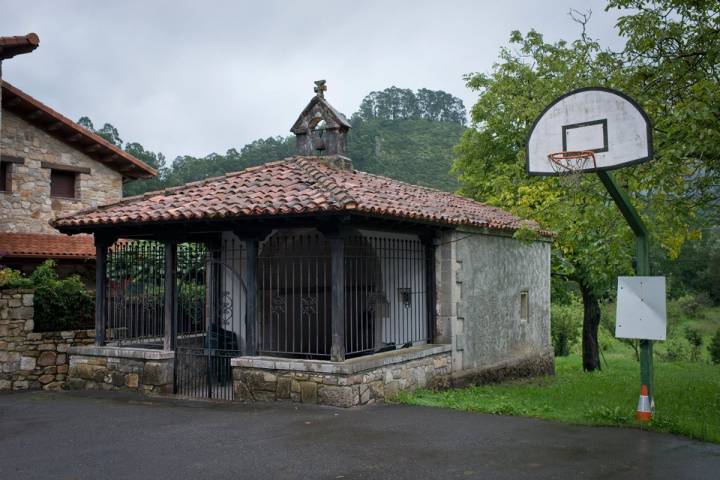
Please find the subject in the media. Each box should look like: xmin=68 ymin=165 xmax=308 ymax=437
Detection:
xmin=547 ymin=150 xmax=596 ymax=188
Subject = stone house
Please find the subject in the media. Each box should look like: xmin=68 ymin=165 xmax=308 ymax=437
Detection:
xmin=0 ymin=80 xmax=156 ymax=276
xmin=53 ymin=83 xmax=553 ymax=407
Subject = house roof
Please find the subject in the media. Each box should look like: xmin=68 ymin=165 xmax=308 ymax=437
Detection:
xmin=0 ymin=33 xmax=39 ymax=60
xmin=1 ymin=81 xmax=157 ymax=179
xmin=0 ymin=233 xmax=95 ymax=260
xmin=52 ymin=156 xmax=549 ymax=236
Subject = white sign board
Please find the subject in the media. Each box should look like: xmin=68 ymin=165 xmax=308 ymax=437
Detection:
xmin=615 ymin=276 xmax=667 ymax=341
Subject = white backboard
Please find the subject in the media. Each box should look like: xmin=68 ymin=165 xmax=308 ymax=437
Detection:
xmin=615 ymin=276 xmax=667 ymax=341
xmin=526 ymin=87 xmax=653 ymax=175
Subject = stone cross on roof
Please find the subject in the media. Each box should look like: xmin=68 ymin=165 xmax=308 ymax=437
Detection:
xmin=314 ymin=80 xmax=327 ymax=98
xmin=291 ymin=81 xmax=351 ymax=156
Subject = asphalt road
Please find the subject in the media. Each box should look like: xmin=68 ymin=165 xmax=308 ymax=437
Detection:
xmin=1 ymin=391 xmax=718 ymax=479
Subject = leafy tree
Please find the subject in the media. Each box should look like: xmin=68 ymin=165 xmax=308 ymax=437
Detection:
xmin=454 ymin=2 xmax=717 ymax=371
xmin=123 ymin=142 xmax=169 ymax=196
xmin=355 ymin=87 xmax=466 ymax=125
xmin=76 ymin=116 xmax=123 ymax=146
xmin=96 ymin=123 xmax=123 ymax=147
xmin=348 ymin=117 xmax=462 ymax=191
xmin=77 ymin=116 xmax=95 ymax=131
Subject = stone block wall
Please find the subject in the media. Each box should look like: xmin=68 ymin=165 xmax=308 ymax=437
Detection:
xmin=0 ymin=109 xmax=123 ymax=234
xmin=0 ymin=289 xmax=94 ymax=391
xmin=67 ymin=346 xmax=174 ymax=395
xmin=232 ymin=345 xmax=452 ymax=408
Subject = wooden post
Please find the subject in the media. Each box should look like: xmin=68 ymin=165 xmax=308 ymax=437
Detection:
xmin=423 ymin=234 xmax=438 ymax=344
xmin=330 ymin=236 xmax=346 ymax=362
xmin=244 ymin=239 xmax=258 ymax=356
xmin=94 ymin=237 xmax=108 ymax=346
xmin=163 ymin=241 xmax=177 ymax=352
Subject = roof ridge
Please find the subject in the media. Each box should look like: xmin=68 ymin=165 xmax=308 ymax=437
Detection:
xmin=296 ymin=156 xmax=359 ymax=209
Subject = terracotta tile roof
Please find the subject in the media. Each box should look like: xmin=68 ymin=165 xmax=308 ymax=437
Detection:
xmin=0 ymin=233 xmax=95 ymax=260
xmin=1 ymin=81 xmax=157 ymax=179
xmin=0 ymin=33 xmax=39 ymax=60
xmin=52 ymin=156 xmax=549 ymax=236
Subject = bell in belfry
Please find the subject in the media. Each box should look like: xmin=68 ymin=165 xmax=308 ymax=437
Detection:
xmin=291 ymin=81 xmax=351 ymax=156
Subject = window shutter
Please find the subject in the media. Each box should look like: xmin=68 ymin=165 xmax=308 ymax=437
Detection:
xmin=50 ymin=170 xmax=76 ymax=198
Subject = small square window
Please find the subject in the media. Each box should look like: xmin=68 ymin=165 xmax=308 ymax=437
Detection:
xmin=0 ymin=162 xmax=9 ymax=192
xmin=50 ymin=169 xmax=77 ymax=198
xmin=520 ymin=290 xmax=529 ymax=322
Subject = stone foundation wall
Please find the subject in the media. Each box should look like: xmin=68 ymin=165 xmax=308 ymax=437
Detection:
xmin=67 ymin=346 xmax=174 ymax=395
xmin=232 ymin=345 xmax=452 ymax=408
xmin=0 ymin=289 xmax=94 ymax=391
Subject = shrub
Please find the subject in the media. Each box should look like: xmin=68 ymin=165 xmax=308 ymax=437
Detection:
xmin=0 ymin=267 xmax=32 ymax=288
xmin=659 ymin=336 xmax=691 ymax=362
xmin=551 ymin=301 xmax=581 ymax=357
xmin=676 ymin=294 xmax=703 ymax=317
xmin=0 ymin=261 xmax=94 ymax=331
xmin=684 ymin=327 xmax=704 ymax=362
xmin=709 ymin=330 xmax=720 ymax=365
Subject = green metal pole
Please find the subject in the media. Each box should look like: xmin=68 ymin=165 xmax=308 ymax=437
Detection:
xmin=596 ymin=171 xmax=654 ymax=408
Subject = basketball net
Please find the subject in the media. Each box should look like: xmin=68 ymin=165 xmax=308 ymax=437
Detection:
xmin=547 ymin=151 xmax=597 ymax=189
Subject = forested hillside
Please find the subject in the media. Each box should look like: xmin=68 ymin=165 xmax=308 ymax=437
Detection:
xmin=78 ymin=87 xmax=466 ymax=197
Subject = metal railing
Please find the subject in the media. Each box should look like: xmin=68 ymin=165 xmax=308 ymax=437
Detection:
xmin=345 ymin=234 xmax=429 ymax=356
xmin=101 ymin=230 xmax=431 ymax=362
xmin=105 ymin=240 xmax=165 ymax=347
xmin=257 ymin=231 xmax=332 ymax=358
xmin=257 ymin=230 xmax=430 ymax=359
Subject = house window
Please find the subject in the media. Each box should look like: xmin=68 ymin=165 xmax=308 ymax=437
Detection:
xmin=520 ymin=290 xmax=529 ymax=322
xmin=50 ymin=169 xmax=77 ymax=198
xmin=0 ymin=155 xmax=23 ymax=192
xmin=0 ymin=162 xmax=9 ymax=192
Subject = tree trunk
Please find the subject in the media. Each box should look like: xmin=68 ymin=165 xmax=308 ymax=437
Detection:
xmin=580 ymin=281 xmax=601 ymax=372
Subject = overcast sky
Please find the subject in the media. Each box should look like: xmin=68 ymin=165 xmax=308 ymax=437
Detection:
xmin=1 ymin=1 xmax=626 ymax=162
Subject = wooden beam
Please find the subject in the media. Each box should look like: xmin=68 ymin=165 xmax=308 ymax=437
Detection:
xmin=26 ymin=109 xmax=44 ymax=120
xmin=3 ymin=97 xmax=21 ymax=108
xmin=85 ymin=144 xmax=102 ymax=154
xmin=0 ymin=155 xmax=25 ymax=164
xmin=423 ymin=233 xmax=439 ymax=344
xmin=66 ymin=133 xmax=83 ymax=142
xmin=40 ymin=161 xmax=91 ymax=175
xmin=47 ymin=121 xmax=63 ymax=132
xmin=94 ymin=239 xmax=108 ymax=346
xmin=243 ymin=239 xmax=258 ymax=355
xmin=163 ymin=241 xmax=177 ymax=351
xmin=329 ymin=235 xmax=346 ymax=362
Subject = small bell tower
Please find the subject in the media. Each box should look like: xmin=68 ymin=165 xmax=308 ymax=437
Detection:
xmin=291 ymin=80 xmax=351 ymax=156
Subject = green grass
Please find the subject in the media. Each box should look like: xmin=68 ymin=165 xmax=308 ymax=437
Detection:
xmin=397 ymin=354 xmax=720 ymax=444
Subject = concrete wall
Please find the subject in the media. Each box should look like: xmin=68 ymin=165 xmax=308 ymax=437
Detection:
xmin=0 ymin=109 xmax=123 ymax=234
xmin=435 ymin=229 xmax=553 ymax=380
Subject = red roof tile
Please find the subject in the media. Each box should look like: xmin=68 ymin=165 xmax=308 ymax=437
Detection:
xmin=52 ymin=156 xmax=549 ymax=236
xmin=0 ymin=233 xmax=95 ymax=260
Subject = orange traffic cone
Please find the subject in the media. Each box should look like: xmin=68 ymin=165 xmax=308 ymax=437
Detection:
xmin=636 ymin=384 xmax=652 ymax=422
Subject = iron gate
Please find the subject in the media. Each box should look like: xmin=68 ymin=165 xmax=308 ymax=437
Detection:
xmin=173 ymin=241 xmax=245 ymax=400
